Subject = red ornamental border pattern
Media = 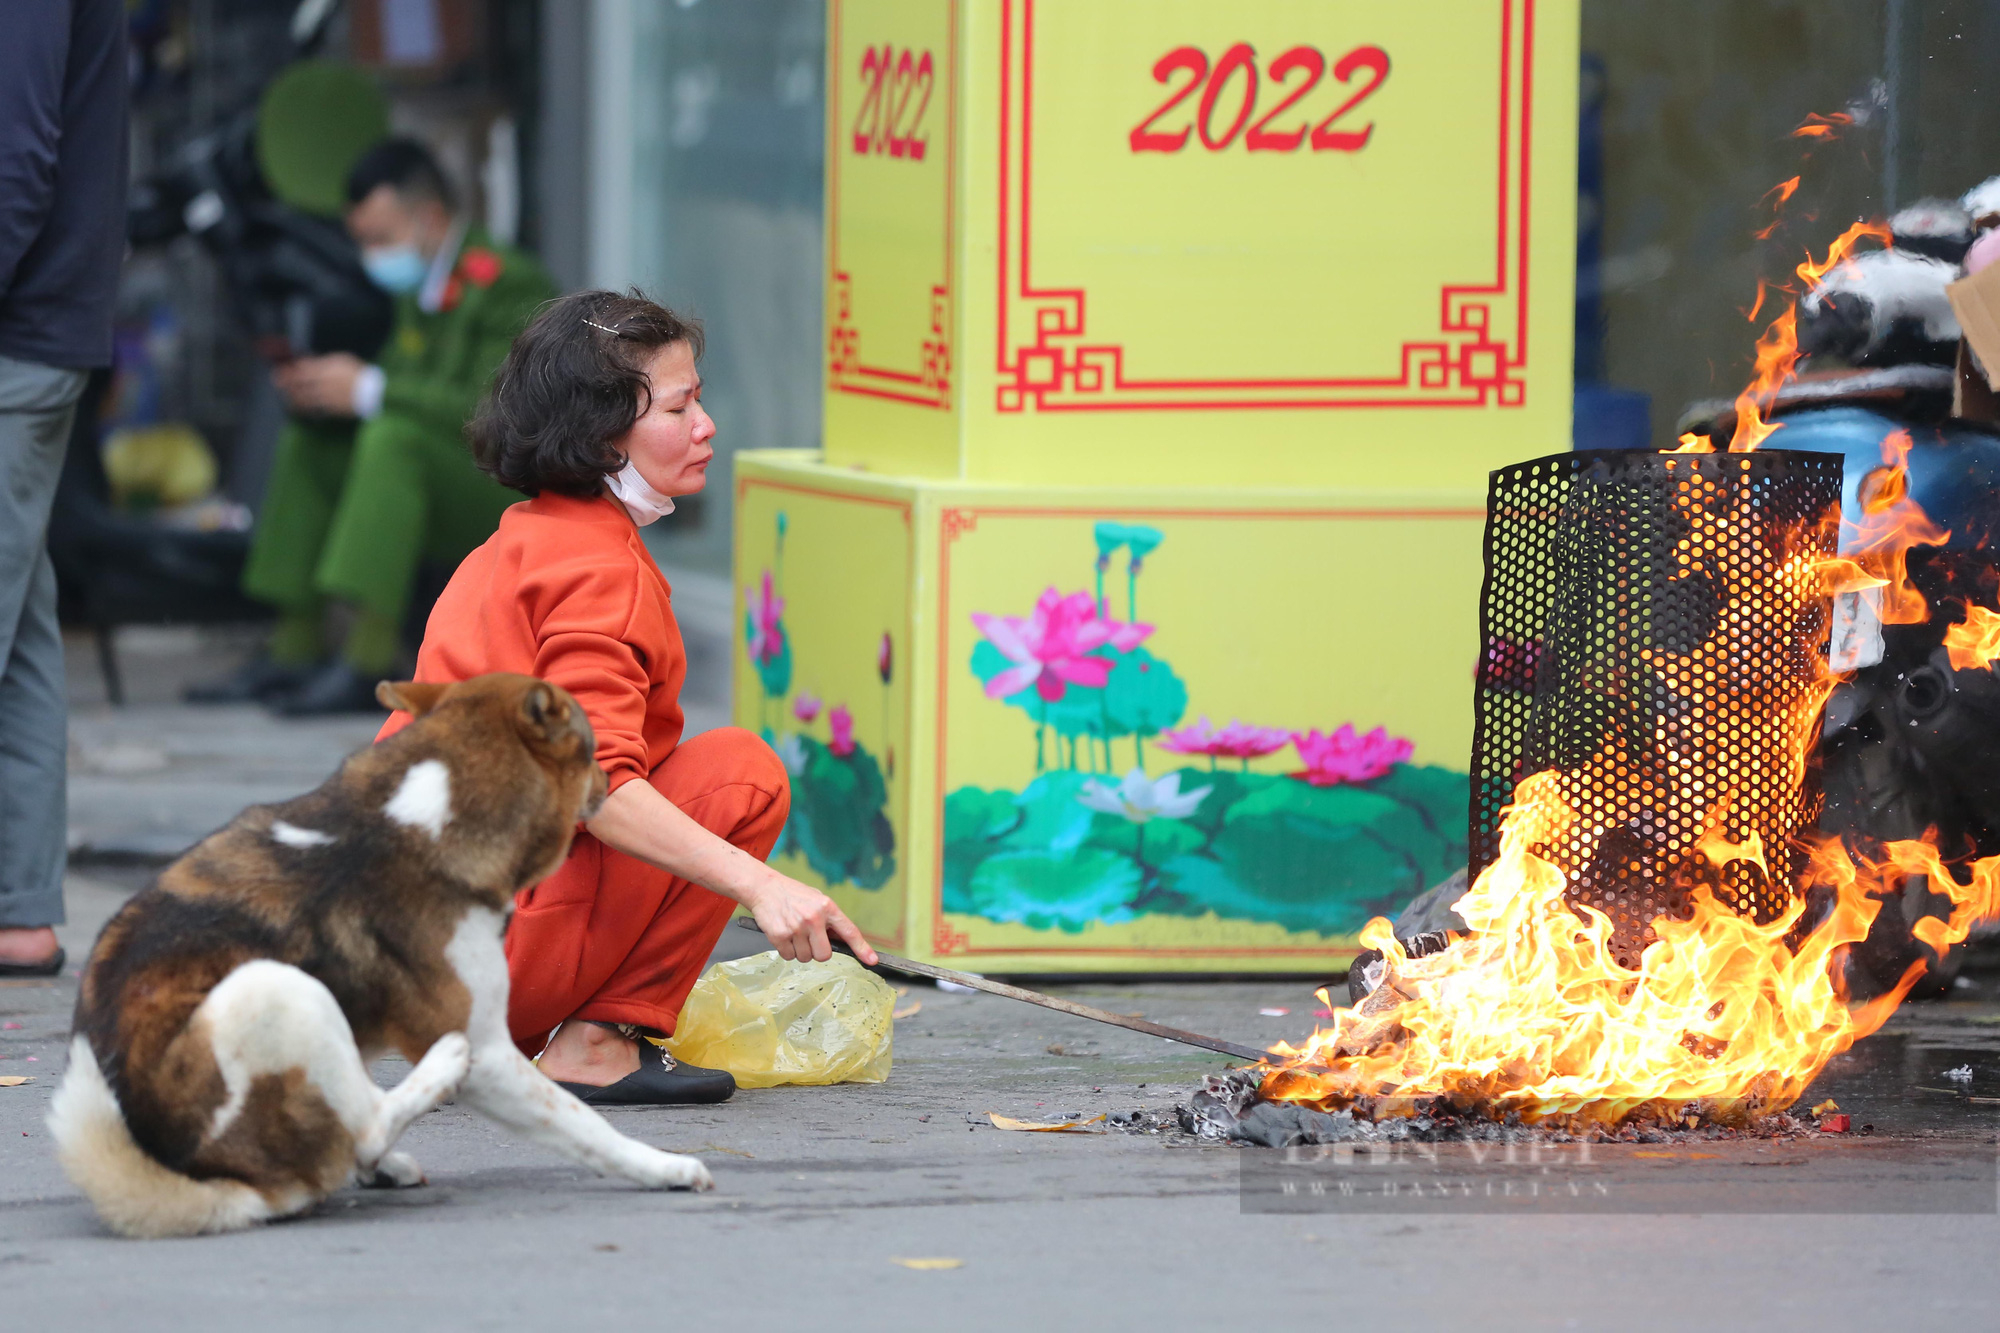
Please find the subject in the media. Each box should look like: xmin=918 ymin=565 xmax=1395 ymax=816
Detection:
xmin=930 ymin=504 xmax=1486 ymax=959
xmin=826 ymin=0 xmax=959 ymax=411
xmin=995 ymin=0 xmax=1536 ymax=414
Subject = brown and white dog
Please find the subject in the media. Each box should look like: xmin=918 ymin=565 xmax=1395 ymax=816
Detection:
xmin=49 ymin=673 xmax=712 ymax=1238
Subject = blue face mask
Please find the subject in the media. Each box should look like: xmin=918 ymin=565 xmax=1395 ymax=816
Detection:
xmin=362 ymin=245 xmax=426 ymax=294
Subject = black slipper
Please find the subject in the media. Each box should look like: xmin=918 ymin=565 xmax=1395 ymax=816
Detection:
xmin=0 ymin=946 xmax=63 ymax=978
xmin=554 ymin=1041 xmax=736 ymax=1106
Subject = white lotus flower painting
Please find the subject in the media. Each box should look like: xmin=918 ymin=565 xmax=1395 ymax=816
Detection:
xmin=1076 ymin=768 xmax=1213 ymax=824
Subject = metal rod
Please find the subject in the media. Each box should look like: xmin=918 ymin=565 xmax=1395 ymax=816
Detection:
xmin=731 ymin=918 xmax=1273 ymax=1065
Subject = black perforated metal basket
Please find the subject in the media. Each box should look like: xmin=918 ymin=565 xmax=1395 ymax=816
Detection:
xmin=1469 ymin=449 xmax=1845 ymax=963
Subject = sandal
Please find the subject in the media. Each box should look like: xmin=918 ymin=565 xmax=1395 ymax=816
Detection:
xmin=553 ymin=1037 xmax=736 ymax=1106
xmin=0 ymin=946 xmax=63 ymax=978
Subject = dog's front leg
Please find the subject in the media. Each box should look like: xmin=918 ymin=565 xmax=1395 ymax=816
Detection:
xmin=443 ymin=906 xmax=710 ymax=1191
xmin=458 ymin=1042 xmax=713 ymax=1191
xmin=357 ymin=1031 xmax=473 ymax=1187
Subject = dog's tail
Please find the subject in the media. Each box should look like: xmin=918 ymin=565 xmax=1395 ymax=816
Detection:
xmin=47 ymin=1036 xmax=272 ymax=1238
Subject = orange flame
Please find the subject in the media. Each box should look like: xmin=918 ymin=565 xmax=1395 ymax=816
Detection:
xmin=1791 ymin=112 xmax=1854 ymax=140
xmin=1262 ymin=777 xmax=1918 ymax=1127
xmin=1729 ymin=306 xmax=1798 ymax=451
xmin=1798 ymin=219 xmax=1890 ymax=287
xmin=1880 ymin=843 xmax=2000 ymax=957
xmin=1744 ymin=279 xmax=1773 ymax=323
xmin=1847 ymin=430 xmax=1950 ymax=624
xmin=1945 ymin=606 xmax=2000 ymax=671
xmin=1258 ymin=458 xmax=1970 ymax=1128
xmin=1729 ymin=220 xmax=1892 ymax=453
xmin=1753 ymin=180 xmax=1802 ymax=241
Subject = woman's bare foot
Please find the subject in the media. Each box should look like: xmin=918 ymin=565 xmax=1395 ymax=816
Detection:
xmin=536 ymin=1019 xmax=642 ymax=1086
xmin=0 ymin=927 xmax=59 ymax=968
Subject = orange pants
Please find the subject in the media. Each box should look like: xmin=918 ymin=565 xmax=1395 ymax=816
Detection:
xmin=505 ymin=727 xmax=789 ymax=1054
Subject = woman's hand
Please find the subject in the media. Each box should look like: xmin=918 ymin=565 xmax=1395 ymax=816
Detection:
xmin=584 ymin=779 xmax=879 ymax=966
xmin=737 ymin=868 xmax=877 ymax=965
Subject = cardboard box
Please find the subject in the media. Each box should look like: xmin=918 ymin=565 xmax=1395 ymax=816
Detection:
xmin=747 ymin=1 xmax=1581 ymax=968
xmin=823 ymin=0 xmax=1580 ymax=487
xmin=734 ymin=451 xmax=1486 ymax=971
xmin=1948 ymin=261 xmax=2000 ymax=420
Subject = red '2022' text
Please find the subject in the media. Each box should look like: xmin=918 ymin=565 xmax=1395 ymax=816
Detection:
xmin=852 ymin=45 xmax=935 ymax=160
xmin=1130 ymin=43 xmax=1390 ymax=155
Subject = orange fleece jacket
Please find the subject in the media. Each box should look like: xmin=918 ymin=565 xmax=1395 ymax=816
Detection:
xmin=376 ymin=490 xmax=686 ymax=790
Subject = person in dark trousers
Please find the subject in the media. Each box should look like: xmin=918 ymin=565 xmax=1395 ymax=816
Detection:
xmin=0 ymin=0 xmax=128 ymax=976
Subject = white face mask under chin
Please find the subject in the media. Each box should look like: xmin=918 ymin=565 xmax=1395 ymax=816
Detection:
xmin=606 ymin=460 xmax=677 ymax=526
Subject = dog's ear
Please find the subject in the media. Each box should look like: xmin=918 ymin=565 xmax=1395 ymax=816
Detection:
xmin=520 ymin=680 xmax=572 ymax=737
xmin=377 ymin=680 xmax=451 ymax=716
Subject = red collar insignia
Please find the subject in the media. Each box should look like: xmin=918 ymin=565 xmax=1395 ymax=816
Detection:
xmin=458 ymin=247 xmax=503 ymax=289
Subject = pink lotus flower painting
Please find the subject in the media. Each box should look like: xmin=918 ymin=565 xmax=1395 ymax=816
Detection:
xmin=1155 ymin=717 xmax=1226 ymax=756
xmin=1157 ymin=717 xmax=1291 ymax=768
xmin=746 ymin=569 xmax=786 ymax=665
xmin=741 ymin=511 xmax=891 ymax=890
xmin=971 ymin=588 xmax=1152 ymax=703
xmin=942 ymin=517 xmax=1469 ymax=938
xmin=1291 ymin=725 xmax=1415 ymax=786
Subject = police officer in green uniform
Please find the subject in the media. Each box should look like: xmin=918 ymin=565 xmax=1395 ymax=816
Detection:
xmin=190 ymin=138 xmax=555 ymax=714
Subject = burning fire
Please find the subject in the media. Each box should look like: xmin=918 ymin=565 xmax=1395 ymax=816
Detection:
xmin=1945 ymin=606 xmax=2000 ymax=671
xmin=1848 ymin=429 xmax=1950 ymax=625
xmin=1256 ymin=177 xmax=1998 ymax=1129
xmin=1265 ymin=628 xmax=2000 ymax=1128
xmin=1791 ymin=111 xmax=1855 ymax=140
xmin=1665 ymin=220 xmax=1891 ymax=457
xmin=1261 ymin=777 xmax=1913 ymax=1127
xmin=1262 ymin=475 xmax=1920 ymax=1127
xmin=1727 ymin=220 xmax=1892 ymax=453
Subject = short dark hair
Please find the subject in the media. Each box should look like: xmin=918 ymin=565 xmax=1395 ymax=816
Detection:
xmin=345 ymin=137 xmax=456 ymax=211
xmin=469 ymin=291 xmax=705 ymax=498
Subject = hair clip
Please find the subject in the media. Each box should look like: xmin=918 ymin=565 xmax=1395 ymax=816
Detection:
xmin=583 ymin=318 xmax=621 ymax=335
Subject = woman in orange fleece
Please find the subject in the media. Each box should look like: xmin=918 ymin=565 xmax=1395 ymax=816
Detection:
xmin=377 ymin=291 xmax=875 ymax=1105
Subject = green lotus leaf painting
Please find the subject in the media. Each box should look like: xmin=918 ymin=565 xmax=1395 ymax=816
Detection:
xmin=950 ymin=521 xmax=1468 ymax=937
xmin=744 ymin=513 xmax=897 ymax=892
xmin=748 ymin=510 xmax=1470 ymax=939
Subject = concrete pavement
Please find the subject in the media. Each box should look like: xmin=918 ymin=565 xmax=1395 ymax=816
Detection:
xmin=9 ymin=578 xmax=1999 ymax=1331
xmin=7 ymin=886 xmax=2000 ymax=1331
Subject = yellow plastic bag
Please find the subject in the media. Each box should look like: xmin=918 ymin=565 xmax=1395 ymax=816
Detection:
xmin=103 ymin=424 xmax=217 ymax=510
xmin=661 ymin=950 xmax=894 ymax=1088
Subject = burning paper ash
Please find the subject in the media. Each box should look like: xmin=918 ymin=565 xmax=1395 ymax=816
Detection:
xmin=1179 ymin=1071 xmax=1818 ymax=1149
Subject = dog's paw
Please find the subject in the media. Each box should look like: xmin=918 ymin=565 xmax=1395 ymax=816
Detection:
xmin=362 ymin=1151 xmax=427 ymax=1189
xmin=422 ymin=1031 xmax=473 ymax=1088
xmin=631 ymin=1149 xmax=713 ymax=1192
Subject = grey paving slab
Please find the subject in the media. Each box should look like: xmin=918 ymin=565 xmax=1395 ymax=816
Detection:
xmin=67 ymin=705 xmax=385 ymax=858
xmin=5 ymin=872 xmax=2000 ymax=1332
